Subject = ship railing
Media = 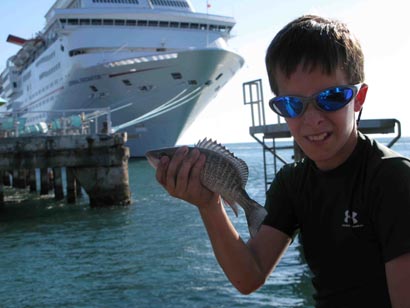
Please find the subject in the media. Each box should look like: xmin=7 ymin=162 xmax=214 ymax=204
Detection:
xmin=0 ymin=107 xmax=113 ymax=138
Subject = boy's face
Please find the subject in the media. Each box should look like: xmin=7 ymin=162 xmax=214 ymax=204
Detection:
xmin=275 ymin=65 xmax=365 ymax=170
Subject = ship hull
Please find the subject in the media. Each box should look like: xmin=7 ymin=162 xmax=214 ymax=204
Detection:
xmin=41 ymin=48 xmax=243 ymax=156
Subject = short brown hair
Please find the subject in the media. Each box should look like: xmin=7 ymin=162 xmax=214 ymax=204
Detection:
xmin=265 ymin=15 xmax=364 ymax=94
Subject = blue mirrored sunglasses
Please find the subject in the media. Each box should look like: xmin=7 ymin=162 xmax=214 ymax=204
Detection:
xmin=269 ymin=84 xmax=362 ymax=118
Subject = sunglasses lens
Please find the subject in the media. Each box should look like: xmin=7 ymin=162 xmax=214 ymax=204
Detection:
xmin=271 ymin=96 xmax=304 ymax=118
xmin=317 ymin=87 xmax=355 ymax=111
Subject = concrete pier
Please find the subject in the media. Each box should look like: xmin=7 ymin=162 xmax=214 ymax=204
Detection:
xmin=0 ymin=133 xmax=131 ymax=206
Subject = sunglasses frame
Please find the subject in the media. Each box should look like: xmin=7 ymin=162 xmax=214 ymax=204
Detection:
xmin=269 ymin=83 xmax=363 ymax=118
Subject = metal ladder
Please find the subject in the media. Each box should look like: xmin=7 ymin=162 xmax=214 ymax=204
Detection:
xmin=243 ymin=79 xmax=293 ymax=192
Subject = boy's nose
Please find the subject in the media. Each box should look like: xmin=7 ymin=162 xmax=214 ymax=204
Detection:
xmin=302 ymin=101 xmax=325 ymax=126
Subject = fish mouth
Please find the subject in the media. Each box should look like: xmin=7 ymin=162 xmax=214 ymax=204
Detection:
xmin=145 ymin=148 xmax=177 ymax=169
xmin=145 ymin=151 xmax=167 ymax=169
xmin=145 ymin=152 xmax=160 ymax=169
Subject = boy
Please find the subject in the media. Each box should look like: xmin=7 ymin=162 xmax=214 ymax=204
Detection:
xmin=155 ymin=15 xmax=410 ymax=307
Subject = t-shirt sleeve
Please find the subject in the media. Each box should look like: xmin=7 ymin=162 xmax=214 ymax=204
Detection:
xmin=262 ymin=166 xmax=299 ymax=238
xmin=373 ymin=158 xmax=410 ymax=262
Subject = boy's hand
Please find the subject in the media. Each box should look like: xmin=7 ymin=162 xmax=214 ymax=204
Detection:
xmin=156 ymin=146 xmax=219 ymax=209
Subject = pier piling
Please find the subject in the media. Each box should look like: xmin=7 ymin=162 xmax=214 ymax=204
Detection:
xmin=0 ymin=170 xmax=4 ymax=206
xmin=53 ymin=167 xmax=64 ymax=200
xmin=3 ymin=172 xmax=11 ymax=186
xmin=66 ymin=167 xmax=77 ymax=203
xmin=40 ymin=168 xmax=49 ymax=195
xmin=29 ymin=169 xmax=36 ymax=192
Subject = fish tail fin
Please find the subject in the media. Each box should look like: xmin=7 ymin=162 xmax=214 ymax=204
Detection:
xmin=243 ymin=199 xmax=267 ymax=238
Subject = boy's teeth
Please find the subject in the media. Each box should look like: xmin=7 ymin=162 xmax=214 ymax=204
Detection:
xmin=308 ymin=133 xmax=328 ymax=141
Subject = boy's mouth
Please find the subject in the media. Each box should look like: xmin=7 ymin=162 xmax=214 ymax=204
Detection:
xmin=306 ymin=132 xmax=330 ymax=142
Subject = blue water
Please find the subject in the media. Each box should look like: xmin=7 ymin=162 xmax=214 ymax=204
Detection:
xmin=1 ymin=137 xmax=409 ymax=307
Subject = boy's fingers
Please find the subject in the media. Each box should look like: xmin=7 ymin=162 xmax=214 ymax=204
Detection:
xmin=166 ymin=146 xmax=188 ymax=191
xmin=176 ymin=149 xmax=201 ymax=192
xmin=156 ymin=156 xmax=169 ymax=186
xmin=189 ymin=152 xmax=205 ymax=185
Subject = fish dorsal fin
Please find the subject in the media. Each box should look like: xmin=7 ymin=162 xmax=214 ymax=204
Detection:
xmin=195 ymin=138 xmax=249 ymax=187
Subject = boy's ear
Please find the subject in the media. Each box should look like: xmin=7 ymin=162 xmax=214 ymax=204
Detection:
xmin=354 ymin=84 xmax=368 ymax=112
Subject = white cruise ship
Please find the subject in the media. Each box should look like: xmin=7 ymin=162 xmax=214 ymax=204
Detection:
xmin=0 ymin=0 xmax=244 ymax=156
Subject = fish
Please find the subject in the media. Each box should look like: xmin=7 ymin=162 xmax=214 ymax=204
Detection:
xmin=145 ymin=138 xmax=267 ymax=238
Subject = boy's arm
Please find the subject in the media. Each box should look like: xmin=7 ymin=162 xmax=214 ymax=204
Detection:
xmin=156 ymin=146 xmax=291 ymax=294
xmin=386 ymin=252 xmax=410 ymax=308
xmin=199 ymin=203 xmax=291 ymax=294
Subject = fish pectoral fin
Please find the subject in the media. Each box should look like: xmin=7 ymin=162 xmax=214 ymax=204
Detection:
xmin=221 ymin=198 xmax=239 ymax=217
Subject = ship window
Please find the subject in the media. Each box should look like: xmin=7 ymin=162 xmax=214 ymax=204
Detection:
xmin=104 ymin=19 xmax=114 ymax=25
xmin=148 ymin=20 xmax=158 ymax=27
xmin=92 ymin=19 xmax=102 ymax=25
xmin=69 ymin=49 xmax=86 ymax=57
xmin=115 ymin=20 xmax=125 ymax=26
xmin=215 ymin=73 xmax=223 ymax=80
xmin=190 ymin=23 xmax=199 ymax=29
xmin=68 ymin=19 xmax=79 ymax=25
xmin=137 ymin=20 xmax=147 ymax=26
xmin=188 ymin=80 xmax=198 ymax=85
xmin=159 ymin=21 xmax=169 ymax=27
xmin=151 ymin=0 xmax=189 ymax=6
xmin=126 ymin=20 xmax=136 ymax=26
xmin=80 ymin=19 xmax=90 ymax=25
xmin=90 ymin=85 xmax=98 ymax=92
xmin=122 ymin=80 xmax=132 ymax=86
xmin=200 ymin=24 xmax=207 ymax=30
xmin=170 ymin=22 xmax=179 ymax=28
xmin=171 ymin=72 xmax=182 ymax=80
xmin=139 ymin=85 xmax=153 ymax=92
xmin=180 ymin=22 xmax=189 ymax=28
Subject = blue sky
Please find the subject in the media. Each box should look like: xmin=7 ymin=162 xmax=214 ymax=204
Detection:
xmin=1 ymin=0 xmax=409 ymax=144
xmin=185 ymin=0 xmax=410 ymax=144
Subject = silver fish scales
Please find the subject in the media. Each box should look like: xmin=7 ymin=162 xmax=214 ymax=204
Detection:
xmin=145 ymin=138 xmax=267 ymax=238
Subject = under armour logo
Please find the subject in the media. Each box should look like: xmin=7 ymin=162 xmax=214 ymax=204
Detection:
xmin=344 ymin=210 xmax=358 ymax=225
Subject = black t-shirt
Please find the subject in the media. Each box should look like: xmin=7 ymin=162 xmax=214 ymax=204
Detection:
xmin=263 ymin=133 xmax=410 ymax=307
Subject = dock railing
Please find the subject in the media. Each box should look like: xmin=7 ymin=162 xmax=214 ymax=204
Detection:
xmin=0 ymin=107 xmax=112 ymax=138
